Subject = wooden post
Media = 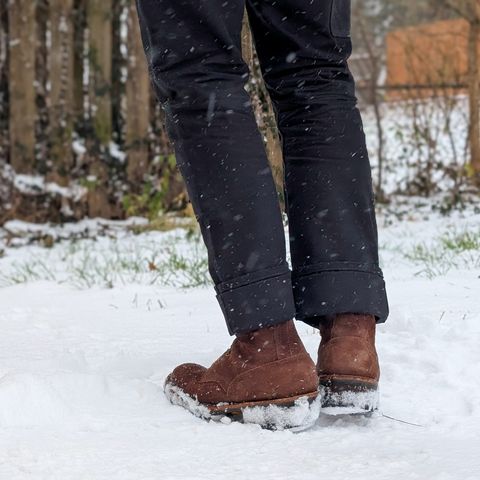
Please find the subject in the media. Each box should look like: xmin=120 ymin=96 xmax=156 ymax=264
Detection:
xmin=0 ymin=1 xmax=8 ymax=160
xmin=125 ymin=0 xmax=150 ymax=187
xmin=242 ymin=14 xmax=284 ymax=202
xmin=73 ymin=0 xmax=85 ymax=124
xmin=468 ymin=1 xmax=480 ymax=179
xmin=8 ymin=0 xmax=37 ymax=173
xmin=86 ymin=0 xmax=113 ymax=217
xmin=49 ymin=0 xmax=75 ymax=185
xmin=87 ymin=0 xmax=112 ymax=146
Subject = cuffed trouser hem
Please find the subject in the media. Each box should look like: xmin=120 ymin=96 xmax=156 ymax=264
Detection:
xmin=292 ymin=264 xmax=389 ymax=328
xmin=215 ymin=266 xmax=296 ymax=336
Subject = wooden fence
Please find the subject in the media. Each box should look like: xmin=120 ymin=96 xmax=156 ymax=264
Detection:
xmin=386 ymin=18 xmax=469 ymax=100
xmin=0 ymin=0 xmax=188 ymax=223
xmin=0 ymin=1 xmax=283 ymax=224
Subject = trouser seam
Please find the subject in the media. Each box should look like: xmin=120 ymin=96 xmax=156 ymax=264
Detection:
xmin=215 ymin=265 xmax=291 ymax=294
xmin=294 ymin=269 xmax=384 ymax=278
xmin=292 ymin=264 xmax=383 ymax=279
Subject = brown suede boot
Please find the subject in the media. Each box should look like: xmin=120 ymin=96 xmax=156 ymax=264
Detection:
xmin=317 ymin=313 xmax=380 ymax=413
xmin=164 ymin=320 xmax=320 ymax=429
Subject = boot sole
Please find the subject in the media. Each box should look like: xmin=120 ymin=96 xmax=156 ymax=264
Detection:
xmin=319 ymin=376 xmax=379 ymax=415
xmin=164 ymin=382 xmax=320 ymax=430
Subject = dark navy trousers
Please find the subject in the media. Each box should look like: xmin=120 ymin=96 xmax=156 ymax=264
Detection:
xmin=136 ymin=0 xmax=389 ymax=335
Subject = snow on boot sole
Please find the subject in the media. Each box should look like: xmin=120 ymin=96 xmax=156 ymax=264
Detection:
xmin=164 ymin=382 xmax=320 ymax=430
xmin=319 ymin=377 xmax=379 ymax=415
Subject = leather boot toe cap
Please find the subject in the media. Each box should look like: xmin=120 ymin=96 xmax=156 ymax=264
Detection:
xmin=166 ymin=363 xmax=207 ymax=395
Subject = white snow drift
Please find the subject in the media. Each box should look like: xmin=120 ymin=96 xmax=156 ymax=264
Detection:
xmin=0 ymin=206 xmax=479 ymax=479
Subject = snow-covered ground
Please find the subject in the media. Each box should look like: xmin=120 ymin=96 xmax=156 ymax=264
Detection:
xmin=0 ymin=204 xmax=479 ymax=480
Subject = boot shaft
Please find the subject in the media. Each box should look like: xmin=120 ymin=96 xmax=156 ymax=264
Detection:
xmin=318 ymin=314 xmax=379 ymax=382
xmin=320 ymin=314 xmax=376 ymax=344
xmin=236 ymin=319 xmax=309 ymax=364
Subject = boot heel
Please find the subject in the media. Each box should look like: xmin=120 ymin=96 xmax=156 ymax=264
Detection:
xmin=320 ymin=378 xmax=379 ymax=415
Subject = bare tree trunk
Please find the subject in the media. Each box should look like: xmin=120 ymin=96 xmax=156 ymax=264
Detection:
xmin=0 ymin=1 xmax=8 ymax=162
xmin=111 ymin=0 xmax=124 ymax=146
xmin=241 ymin=14 xmax=253 ymax=65
xmin=36 ymin=0 xmax=50 ymax=173
xmin=468 ymin=3 xmax=480 ymax=180
xmin=372 ymin=94 xmax=385 ymax=197
xmin=8 ymin=0 xmax=36 ymax=173
xmin=441 ymin=0 xmax=480 ymax=180
xmin=241 ymin=14 xmax=284 ymax=202
xmin=73 ymin=0 xmax=85 ymax=126
xmin=49 ymin=0 xmax=75 ymax=185
xmin=125 ymin=0 xmax=150 ymax=188
xmin=356 ymin=8 xmax=386 ymax=200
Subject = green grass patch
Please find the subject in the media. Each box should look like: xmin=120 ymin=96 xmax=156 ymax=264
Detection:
xmin=405 ymin=228 xmax=480 ymax=278
xmin=0 ymin=231 xmax=210 ymax=290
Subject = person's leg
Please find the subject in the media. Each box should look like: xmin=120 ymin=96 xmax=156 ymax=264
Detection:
xmin=135 ymin=0 xmax=319 ymax=428
xmin=246 ymin=0 xmax=388 ymax=324
xmin=136 ymin=0 xmax=294 ymax=336
xmin=246 ymin=0 xmax=388 ymax=411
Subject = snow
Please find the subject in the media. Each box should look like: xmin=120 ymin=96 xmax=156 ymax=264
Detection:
xmin=0 ymin=206 xmax=479 ymax=479
xmin=164 ymin=381 xmax=321 ymax=431
xmin=12 ymin=174 xmax=87 ymax=201
xmin=363 ymin=96 xmax=468 ymax=195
